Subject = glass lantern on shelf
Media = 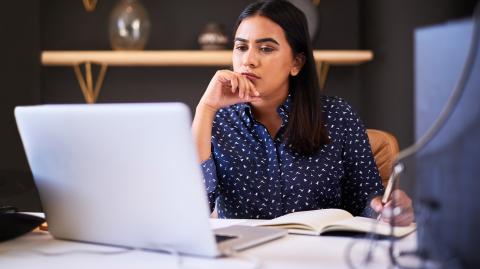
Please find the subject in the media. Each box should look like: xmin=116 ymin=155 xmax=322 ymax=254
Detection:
xmin=109 ymin=0 xmax=151 ymax=50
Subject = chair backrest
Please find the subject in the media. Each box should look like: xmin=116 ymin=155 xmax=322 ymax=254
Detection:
xmin=366 ymin=129 xmax=400 ymax=187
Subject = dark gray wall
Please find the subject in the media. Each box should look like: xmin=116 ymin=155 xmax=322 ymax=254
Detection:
xmin=360 ymin=0 xmax=477 ymax=148
xmin=0 ymin=1 xmax=42 ymax=211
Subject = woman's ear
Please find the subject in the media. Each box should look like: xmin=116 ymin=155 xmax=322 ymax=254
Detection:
xmin=290 ymin=53 xmax=306 ymax=76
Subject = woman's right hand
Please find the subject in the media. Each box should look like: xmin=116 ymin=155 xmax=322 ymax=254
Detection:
xmin=193 ymin=70 xmax=261 ymax=162
xmin=198 ymin=70 xmax=261 ymax=112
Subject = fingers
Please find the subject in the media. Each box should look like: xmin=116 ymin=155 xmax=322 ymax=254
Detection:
xmin=230 ymin=75 xmax=239 ymax=94
xmin=376 ymin=190 xmax=414 ymax=226
xmin=238 ymin=74 xmax=259 ymax=99
xmin=211 ymin=70 xmax=260 ymax=107
xmin=370 ymin=190 xmax=414 ymax=226
xmin=215 ymin=70 xmax=239 ymax=93
xmin=202 ymin=70 xmax=261 ymax=112
xmin=226 ymin=72 xmax=258 ymax=100
xmin=238 ymin=75 xmax=247 ymax=98
xmin=370 ymin=196 xmax=384 ymax=213
xmin=392 ymin=189 xmax=412 ymax=208
xmin=380 ymin=206 xmax=414 ymax=226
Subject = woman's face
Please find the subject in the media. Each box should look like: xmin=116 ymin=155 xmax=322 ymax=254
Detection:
xmin=233 ymin=15 xmax=303 ymax=100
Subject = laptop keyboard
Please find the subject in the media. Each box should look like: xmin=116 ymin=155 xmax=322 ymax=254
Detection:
xmin=215 ymin=234 xmax=237 ymax=243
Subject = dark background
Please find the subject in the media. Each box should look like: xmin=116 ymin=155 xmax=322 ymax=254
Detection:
xmin=0 ymin=0 xmax=477 ymax=211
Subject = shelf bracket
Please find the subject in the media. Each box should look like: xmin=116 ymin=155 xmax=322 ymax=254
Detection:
xmin=315 ymin=61 xmax=330 ymax=91
xmin=73 ymin=62 xmax=108 ymax=103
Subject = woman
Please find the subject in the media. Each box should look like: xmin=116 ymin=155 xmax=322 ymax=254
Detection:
xmin=192 ymin=0 xmax=413 ymax=225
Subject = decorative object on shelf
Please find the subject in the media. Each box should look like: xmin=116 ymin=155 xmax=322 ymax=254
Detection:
xmin=82 ymin=0 xmax=98 ymax=12
xmin=289 ymin=0 xmax=319 ymax=41
xmin=198 ymin=23 xmax=229 ymax=50
xmin=109 ymin=0 xmax=151 ymax=50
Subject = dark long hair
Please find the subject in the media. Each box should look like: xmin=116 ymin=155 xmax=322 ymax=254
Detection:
xmin=235 ymin=0 xmax=330 ymax=155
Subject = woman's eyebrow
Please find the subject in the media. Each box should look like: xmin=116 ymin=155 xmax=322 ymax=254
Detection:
xmin=255 ymin=38 xmax=279 ymax=45
xmin=234 ymin=37 xmax=280 ymax=45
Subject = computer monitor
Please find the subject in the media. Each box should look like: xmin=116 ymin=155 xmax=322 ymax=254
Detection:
xmin=408 ymin=16 xmax=480 ymax=268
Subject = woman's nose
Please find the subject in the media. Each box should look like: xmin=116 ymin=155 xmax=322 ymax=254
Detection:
xmin=243 ymin=49 xmax=259 ymax=67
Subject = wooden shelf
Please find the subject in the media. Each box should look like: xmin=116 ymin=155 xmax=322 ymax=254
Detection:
xmin=40 ymin=50 xmax=373 ymax=103
xmin=41 ymin=50 xmax=373 ymax=66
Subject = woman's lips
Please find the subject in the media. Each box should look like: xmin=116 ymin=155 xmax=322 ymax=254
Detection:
xmin=241 ymin=72 xmax=261 ymax=82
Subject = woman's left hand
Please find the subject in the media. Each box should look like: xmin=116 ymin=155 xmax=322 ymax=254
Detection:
xmin=370 ymin=189 xmax=414 ymax=226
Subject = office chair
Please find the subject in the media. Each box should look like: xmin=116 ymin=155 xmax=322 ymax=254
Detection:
xmin=366 ymin=129 xmax=400 ymax=187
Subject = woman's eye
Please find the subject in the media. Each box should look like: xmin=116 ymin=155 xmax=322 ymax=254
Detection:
xmin=235 ymin=45 xmax=248 ymax=51
xmin=260 ymin=46 xmax=274 ymax=53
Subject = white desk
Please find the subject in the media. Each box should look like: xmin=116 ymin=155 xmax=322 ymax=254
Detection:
xmin=0 ymin=219 xmax=418 ymax=269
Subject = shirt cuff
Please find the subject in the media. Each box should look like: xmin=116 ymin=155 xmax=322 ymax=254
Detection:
xmin=201 ymin=156 xmax=218 ymax=193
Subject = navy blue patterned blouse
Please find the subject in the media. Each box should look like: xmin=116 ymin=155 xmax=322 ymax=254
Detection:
xmin=201 ymin=95 xmax=383 ymax=219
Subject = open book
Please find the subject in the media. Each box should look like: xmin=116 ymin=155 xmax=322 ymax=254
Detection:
xmin=253 ymin=209 xmax=416 ymax=237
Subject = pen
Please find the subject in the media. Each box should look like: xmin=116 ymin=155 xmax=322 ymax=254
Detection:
xmin=376 ymin=163 xmax=404 ymax=220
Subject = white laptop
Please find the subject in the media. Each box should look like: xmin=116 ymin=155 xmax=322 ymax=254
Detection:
xmin=14 ymin=103 xmax=286 ymax=257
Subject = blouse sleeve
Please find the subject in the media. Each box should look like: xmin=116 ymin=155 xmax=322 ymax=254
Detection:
xmin=340 ymin=103 xmax=384 ymax=217
xmin=201 ymin=155 xmax=218 ymax=212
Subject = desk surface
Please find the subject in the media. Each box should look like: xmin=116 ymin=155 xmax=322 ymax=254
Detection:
xmin=1 ymin=219 xmax=418 ymax=269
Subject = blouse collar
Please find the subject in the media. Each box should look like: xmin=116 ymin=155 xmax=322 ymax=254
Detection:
xmin=239 ymin=93 xmax=293 ymax=127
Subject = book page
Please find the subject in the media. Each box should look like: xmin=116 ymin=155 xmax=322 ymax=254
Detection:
xmin=254 ymin=209 xmax=353 ymax=233
xmin=322 ymin=216 xmax=416 ymax=237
